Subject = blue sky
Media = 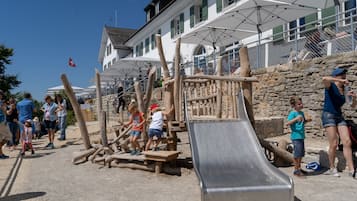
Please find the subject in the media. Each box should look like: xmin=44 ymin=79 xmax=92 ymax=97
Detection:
xmin=1 ymin=0 xmax=151 ymax=101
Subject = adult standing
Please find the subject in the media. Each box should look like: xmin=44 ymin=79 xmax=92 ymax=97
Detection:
xmin=0 ymin=90 xmax=11 ymax=159
xmin=55 ymin=94 xmax=67 ymax=141
xmin=6 ymin=98 xmax=19 ymax=150
xmin=116 ymin=85 xmax=125 ymax=113
xmin=17 ymin=92 xmax=36 ymax=137
xmin=42 ymin=95 xmax=57 ymax=149
xmin=322 ymin=67 xmax=356 ymax=178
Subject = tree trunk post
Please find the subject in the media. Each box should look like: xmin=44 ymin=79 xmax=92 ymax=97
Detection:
xmin=173 ymin=37 xmax=181 ymax=121
xmin=239 ymin=46 xmax=255 ymax=128
xmin=156 ymin=34 xmax=174 ymax=120
xmin=216 ymin=57 xmax=223 ymax=118
xmin=95 ymin=69 xmax=103 ymax=118
xmin=100 ymin=111 xmax=108 ymax=147
xmin=61 ymin=74 xmax=91 ymax=149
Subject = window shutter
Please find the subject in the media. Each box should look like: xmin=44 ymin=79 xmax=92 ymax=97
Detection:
xmin=321 ymin=6 xmax=336 ymax=28
xmin=145 ymin=37 xmax=150 ymax=53
xmin=304 ymin=12 xmax=318 ymax=32
xmin=151 ymin=34 xmax=155 ymax=50
xmin=180 ymin=13 xmax=184 ymax=34
xmin=202 ymin=0 xmax=208 ymax=21
xmin=190 ymin=6 xmax=195 ymax=28
xmin=171 ymin=20 xmax=175 ymax=38
xmin=216 ymin=0 xmax=222 ymax=13
xmin=273 ymin=25 xmax=284 ymax=42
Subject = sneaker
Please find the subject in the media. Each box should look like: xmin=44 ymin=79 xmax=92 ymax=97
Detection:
xmin=293 ymin=169 xmax=306 ymax=178
xmin=50 ymin=143 xmax=55 ymax=149
xmin=325 ymin=168 xmax=340 ymax=177
xmin=21 ymin=152 xmax=25 ymax=156
xmin=0 ymin=154 xmax=9 ymax=159
xmin=45 ymin=143 xmax=52 ymax=148
xmin=348 ymin=171 xmax=356 ymax=179
xmin=130 ymin=150 xmax=136 ymax=155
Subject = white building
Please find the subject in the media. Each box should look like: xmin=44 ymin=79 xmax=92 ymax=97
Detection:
xmin=99 ymin=0 xmax=357 ymax=78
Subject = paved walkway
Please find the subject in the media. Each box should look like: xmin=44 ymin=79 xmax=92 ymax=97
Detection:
xmin=1 ymin=121 xmax=356 ymax=201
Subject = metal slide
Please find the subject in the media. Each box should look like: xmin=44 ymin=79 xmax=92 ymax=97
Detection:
xmin=185 ymin=90 xmax=294 ymax=201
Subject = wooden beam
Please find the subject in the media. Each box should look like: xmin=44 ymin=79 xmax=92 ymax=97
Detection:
xmin=61 ymin=74 xmax=91 ymax=150
xmin=184 ymin=75 xmax=258 ymax=82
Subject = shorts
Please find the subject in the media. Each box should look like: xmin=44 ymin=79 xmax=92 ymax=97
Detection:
xmin=292 ymin=139 xmax=305 ymax=158
xmin=321 ymin=111 xmax=347 ymax=128
xmin=130 ymin=130 xmax=141 ymax=137
xmin=148 ymin=129 xmax=163 ymax=139
xmin=44 ymin=120 xmax=56 ymax=130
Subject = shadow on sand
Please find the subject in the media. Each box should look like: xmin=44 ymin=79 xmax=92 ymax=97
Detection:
xmin=0 ymin=192 xmax=46 ymax=201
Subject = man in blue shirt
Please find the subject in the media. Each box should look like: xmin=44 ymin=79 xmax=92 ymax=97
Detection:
xmin=17 ymin=93 xmax=36 ymax=133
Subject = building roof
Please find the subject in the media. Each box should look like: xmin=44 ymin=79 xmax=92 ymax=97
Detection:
xmin=98 ymin=26 xmax=137 ymax=63
xmin=105 ymin=26 xmax=137 ymax=49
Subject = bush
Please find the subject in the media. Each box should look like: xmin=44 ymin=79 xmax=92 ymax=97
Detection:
xmin=66 ymin=110 xmax=76 ymax=125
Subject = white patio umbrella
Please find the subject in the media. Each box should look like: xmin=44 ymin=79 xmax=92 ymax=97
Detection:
xmin=278 ymin=0 xmax=347 ymax=8
xmin=208 ymin=0 xmax=318 ymax=67
xmin=47 ymin=85 xmax=84 ymax=95
xmin=181 ymin=24 xmax=257 ymax=71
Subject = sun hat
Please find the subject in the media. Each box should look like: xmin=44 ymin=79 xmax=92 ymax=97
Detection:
xmin=331 ymin=68 xmax=347 ymax=77
xmin=150 ymin=103 xmax=159 ymax=111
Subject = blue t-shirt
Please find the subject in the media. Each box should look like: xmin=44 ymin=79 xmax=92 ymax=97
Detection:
xmin=287 ymin=110 xmax=305 ymax=140
xmin=323 ymin=83 xmax=345 ymax=115
xmin=17 ymin=98 xmax=35 ymax=123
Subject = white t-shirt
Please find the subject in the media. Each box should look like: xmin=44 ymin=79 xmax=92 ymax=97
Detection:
xmin=149 ymin=111 xmax=163 ymax=130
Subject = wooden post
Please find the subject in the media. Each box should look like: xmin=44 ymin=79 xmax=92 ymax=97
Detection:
xmin=155 ymin=34 xmax=169 ymax=78
xmin=216 ymin=57 xmax=222 ymax=118
xmin=61 ymin=74 xmax=91 ymax=149
xmin=156 ymin=34 xmax=173 ymax=120
xmin=173 ymin=37 xmax=181 ymax=121
xmin=143 ymin=66 xmax=157 ymax=112
xmin=95 ymin=69 xmax=103 ymax=118
xmin=239 ymin=46 xmax=255 ymax=128
xmin=100 ymin=111 xmax=108 ymax=147
xmin=134 ymin=81 xmax=144 ymax=113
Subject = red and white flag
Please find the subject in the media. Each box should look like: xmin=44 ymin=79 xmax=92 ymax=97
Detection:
xmin=68 ymin=57 xmax=76 ymax=67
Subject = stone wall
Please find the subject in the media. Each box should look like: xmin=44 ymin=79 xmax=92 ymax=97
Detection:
xmin=252 ymin=52 xmax=357 ymax=139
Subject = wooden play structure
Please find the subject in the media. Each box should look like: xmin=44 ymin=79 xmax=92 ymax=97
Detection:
xmin=61 ymin=35 xmax=294 ymax=174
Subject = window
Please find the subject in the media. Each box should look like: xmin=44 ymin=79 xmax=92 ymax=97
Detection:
xmin=289 ymin=20 xmax=297 ymax=40
xmin=139 ymin=42 xmax=143 ymax=56
xmin=145 ymin=37 xmax=150 ymax=53
xmin=171 ymin=13 xmax=184 ymax=38
xmin=345 ymin=0 xmax=356 ymax=24
xmin=104 ymin=64 xmax=107 ymax=69
xmin=135 ymin=45 xmax=139 ymax=57
xmin=112 ymin=58 xmax=116 ymax=65
xmin=190 ymin=0 xmax=208 ymax=28
xmin=108 ymin=61 xmax=111 ymax=68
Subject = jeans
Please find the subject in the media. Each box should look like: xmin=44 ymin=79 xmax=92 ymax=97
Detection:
xmin=7 ymin=122 xmax=18 ymax=146
xmin=58 ymin=116 xmax=67 ymax=139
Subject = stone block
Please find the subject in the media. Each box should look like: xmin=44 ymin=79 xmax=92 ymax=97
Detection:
xmin=255 ymin=117 xmax=284 ymax=138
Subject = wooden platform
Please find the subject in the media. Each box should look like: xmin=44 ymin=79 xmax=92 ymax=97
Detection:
xmin=142 ymin=151 xmax=181 ymax=162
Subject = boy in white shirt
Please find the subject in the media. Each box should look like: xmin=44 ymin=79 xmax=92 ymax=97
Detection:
xmin=145 ymin=103 xmax=172 ymax=151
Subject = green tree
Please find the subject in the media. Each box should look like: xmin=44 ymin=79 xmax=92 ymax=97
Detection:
xmin=0 ymin=45 xmax=21 ymax=94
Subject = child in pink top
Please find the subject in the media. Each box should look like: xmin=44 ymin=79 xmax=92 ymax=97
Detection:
xmin=21 ymin=120 xmax=35 ymax=155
